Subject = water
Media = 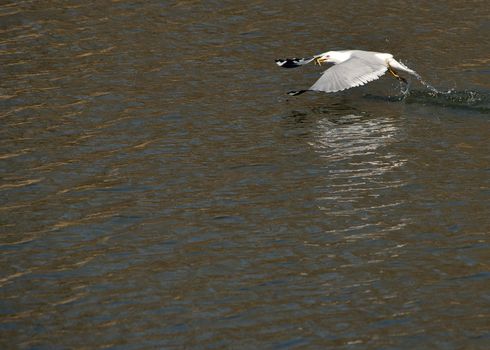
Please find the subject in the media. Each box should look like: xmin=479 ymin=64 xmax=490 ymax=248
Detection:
xmin=1 ymin=1 xmax=489 ymax=349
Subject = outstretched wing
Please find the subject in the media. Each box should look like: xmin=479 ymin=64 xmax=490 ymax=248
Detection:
xmin=310 ymin=57 xmax=388 ymax=93
xmin=275 ymin=57 xmax=315 ymax=68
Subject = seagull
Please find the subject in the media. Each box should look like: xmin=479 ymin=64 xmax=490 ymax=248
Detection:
xmin=275 ymin=50 xmax=421 ymax=96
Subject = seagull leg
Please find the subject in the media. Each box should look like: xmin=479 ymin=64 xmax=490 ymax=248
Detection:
xmin=388 ymin=65 xmax=407 ymax=84
xmin=314 ymin=57 xmax=328 ymax=66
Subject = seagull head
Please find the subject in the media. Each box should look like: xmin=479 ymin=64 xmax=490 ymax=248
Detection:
xmin=315 ymin=52 xmax=331 ymax=65
xmin=315 ymin=51 xmax=351 ymax=65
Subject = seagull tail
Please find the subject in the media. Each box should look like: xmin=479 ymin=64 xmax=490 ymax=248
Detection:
xmin=275 ymin=57 xmax=315 ymax=68
xmin=388 ymin=58 xmax=421 ymax=79
xmin=389 ymin=58 xmax=441 ymax=93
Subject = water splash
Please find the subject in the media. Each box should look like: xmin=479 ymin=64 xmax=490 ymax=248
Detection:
xmin=365 ymin=87 xmax=490 ymax=113
xmin=415 ymin=76 xmax=442 ymax=94
xmin=392 ymin=70 xmax=443 ymax=101
xmin=406 ymin=88 xmax=489 ymax=110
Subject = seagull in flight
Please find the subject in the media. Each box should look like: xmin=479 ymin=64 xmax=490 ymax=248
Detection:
xmin=275 ymin=49 xmax=421 ymax=95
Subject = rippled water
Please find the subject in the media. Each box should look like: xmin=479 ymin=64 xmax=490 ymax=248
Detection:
xmin=1 ymin=1 xmax=489 ymax=349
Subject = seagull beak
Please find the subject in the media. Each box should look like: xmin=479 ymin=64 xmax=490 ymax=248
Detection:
xmin=314 ymin=57 xmax=328 ymax=66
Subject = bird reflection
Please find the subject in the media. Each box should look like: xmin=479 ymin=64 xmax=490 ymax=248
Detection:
xmin=310 ymin=113 xmax=405 ymax=174
xmin=307 ymin=112 xmax=408 ymax=236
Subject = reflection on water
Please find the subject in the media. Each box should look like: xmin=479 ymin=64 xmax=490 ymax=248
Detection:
xmin=311 ymin=114 xmax=403 ymax=166
xmin=309 ymin=113 xmax=408 ymax=237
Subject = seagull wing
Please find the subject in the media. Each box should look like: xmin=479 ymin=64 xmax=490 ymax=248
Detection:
xmin=310 ymin=56 xmax=388 ymax=93
xmin=276 ymin=57 xmax=315 ymax=68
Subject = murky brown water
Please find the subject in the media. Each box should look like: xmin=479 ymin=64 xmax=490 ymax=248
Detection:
xmin=1 ymin=1 xmax=489 ymax=348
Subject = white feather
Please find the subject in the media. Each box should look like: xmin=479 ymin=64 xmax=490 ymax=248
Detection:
xmin=310 ymin=51 xmax=389 ymax=93
xmin=276 ymin=49 xmax=421 ymax=94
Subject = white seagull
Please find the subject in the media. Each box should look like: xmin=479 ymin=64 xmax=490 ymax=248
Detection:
xmin=275 ymin=49 xmax=421 ymax=95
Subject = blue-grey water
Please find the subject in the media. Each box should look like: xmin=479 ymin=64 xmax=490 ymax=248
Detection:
xmin=1 ymin=1 xmax=489 ymax=349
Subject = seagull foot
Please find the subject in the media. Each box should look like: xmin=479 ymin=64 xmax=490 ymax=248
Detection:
xmin=388 ymin=65 xmax=407 ymax=84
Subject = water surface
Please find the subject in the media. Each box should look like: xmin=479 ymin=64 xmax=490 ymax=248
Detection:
xmin=1 ymin=1 xmax=489 ymax=349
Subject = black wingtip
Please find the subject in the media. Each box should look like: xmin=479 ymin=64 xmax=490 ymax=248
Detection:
xmin=287 ymin=90 xmax=308 ymax=96
xmin=275 ymin=58 xmax=302 ymax=68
